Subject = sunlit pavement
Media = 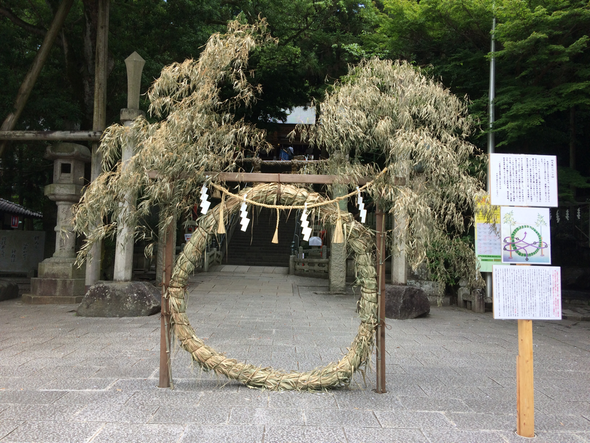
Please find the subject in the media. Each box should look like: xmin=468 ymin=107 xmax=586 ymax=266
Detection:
xmin=1 ymin=266 xmax=589 ymax=442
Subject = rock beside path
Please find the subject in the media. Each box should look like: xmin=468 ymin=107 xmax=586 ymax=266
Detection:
xmin=385 ymin=284 xmax=430 ymax=319
xmin=77 ymin=281 xmax=161 ymax=317
xmin=0 ymin=280 xmax=19 ymax=301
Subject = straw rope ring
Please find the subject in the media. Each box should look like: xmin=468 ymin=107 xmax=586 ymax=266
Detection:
xmin=167 ymin=183 xmax=378 ymax=390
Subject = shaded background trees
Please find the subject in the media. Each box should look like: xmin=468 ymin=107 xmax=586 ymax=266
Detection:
xmin=1 ymin=0 xmax=589 ymax=208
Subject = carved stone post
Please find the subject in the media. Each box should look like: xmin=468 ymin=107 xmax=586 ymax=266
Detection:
xmin=113 ymin=52 xmax=145 ymax=281
xmin=391 ymin=211 xmax=407 ymax=285
xmin=76 ymin=52 xmax=160 ymax=317
xmin=329 ymin=184 xmax=347 ymax=293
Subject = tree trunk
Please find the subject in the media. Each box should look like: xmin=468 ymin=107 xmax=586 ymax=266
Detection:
xmin=0 ymin=0 xmax=75 ymax=157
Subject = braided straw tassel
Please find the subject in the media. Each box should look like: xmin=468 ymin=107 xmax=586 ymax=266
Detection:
xmin=333 ymin=203 xmax=344 ymax=243
xmin=217 ymin=193 xmax=226 ymax=234
xmin=271 ymin=208 xmax=280 ymax=243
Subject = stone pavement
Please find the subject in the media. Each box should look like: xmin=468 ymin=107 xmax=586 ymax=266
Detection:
xmin=0 ymin=265 xmax=589 ymax=443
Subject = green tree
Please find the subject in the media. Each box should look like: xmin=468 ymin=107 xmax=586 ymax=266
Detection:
xmin=493 ymin=0 xmax=590 ymax=162
xmin=0 ymin=0 xmax=379 ymax=211
xmin=370 ymin=0 xmax=590 ymax=199
xmin=368 ymin=0 xmax=495 ymax=147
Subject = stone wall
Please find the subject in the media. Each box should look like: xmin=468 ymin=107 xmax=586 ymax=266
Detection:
xmin=0 ymin=230 xmax=46 ymax=276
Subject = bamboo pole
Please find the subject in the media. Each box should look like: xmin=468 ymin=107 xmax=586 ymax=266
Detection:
xmin=375 ymin=206 xmax=387 ymax=393
xmin=159 ymin=221 xmax=174 ymax=388
xmin=0 ymin=0 xmax=75 ymax=157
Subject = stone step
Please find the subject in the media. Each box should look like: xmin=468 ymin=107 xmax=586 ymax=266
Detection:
xmin=227 ymin=208 xmax=296 ymax=267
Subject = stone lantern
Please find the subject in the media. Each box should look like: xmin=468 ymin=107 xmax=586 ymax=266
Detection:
xmin=24 ymin=143 xmax=90 ymax=304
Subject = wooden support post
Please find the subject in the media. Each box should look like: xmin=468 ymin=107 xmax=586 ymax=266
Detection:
xmin=517 ymin=319 xmax=534 ymax=437
xmin=375 ymin=207 xmax=387 ymax=393
xmin=85 ymin=0 xmax=110 ymax=289
xmin=159 ymin=222 xmax=174 ymax=388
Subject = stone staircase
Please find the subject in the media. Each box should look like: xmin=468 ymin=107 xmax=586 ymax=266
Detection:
xmin=225 ymin=208 xmax=297 ymax=267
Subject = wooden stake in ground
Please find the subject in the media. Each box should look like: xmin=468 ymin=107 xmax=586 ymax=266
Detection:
xmin=517 ymin=319 xmax=534 ymax=437
xmin=375 ymin=207 xmax=387 ymax=394
xmin=159 ymin=221 xmax=174 ymax=389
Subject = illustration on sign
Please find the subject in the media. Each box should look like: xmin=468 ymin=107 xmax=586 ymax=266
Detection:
xmin=501 ymin=207 xmax=551 ymax=264
xmin=475 ymin=196 xmax=505 ymax=272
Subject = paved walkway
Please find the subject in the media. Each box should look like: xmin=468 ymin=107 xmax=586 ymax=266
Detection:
xmin=0 ymin=266 xmax=589 ymax=442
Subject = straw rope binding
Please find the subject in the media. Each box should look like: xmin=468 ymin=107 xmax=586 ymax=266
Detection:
xmin=167 ymin=183 xmax=378 ymax=390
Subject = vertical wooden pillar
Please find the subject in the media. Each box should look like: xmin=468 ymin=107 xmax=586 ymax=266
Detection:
xmin=375 ymin=207 xmax=387 ymax=393
xmin=517 ymin=319 xmax=534 ymax=437
xmin=159 ymin=221 xmax=174 ymax=388
xmin=85 ymin=0 xmax=110 ymax=289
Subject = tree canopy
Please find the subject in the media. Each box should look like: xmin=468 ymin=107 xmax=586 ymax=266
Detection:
xmin=73 ymin=21 xmax=486 ymax=288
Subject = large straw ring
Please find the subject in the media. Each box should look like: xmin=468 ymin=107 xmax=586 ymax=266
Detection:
xmin=167 ymin=183 xmax=378 ymax=390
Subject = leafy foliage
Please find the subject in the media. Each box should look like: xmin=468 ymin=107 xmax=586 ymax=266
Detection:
xmin=74 ymin=20 xmax=274 ymax=262
xmin=493 ymin=0 xmax=590 ymax=147
xmin=298 ymin=58 xmax=487 ymax=286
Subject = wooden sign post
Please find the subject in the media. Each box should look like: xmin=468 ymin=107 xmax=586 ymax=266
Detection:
xmin=517 ymin=319 xmax=534 ymax=437
xmin=490 ymin=153 xmax=560 ymax=437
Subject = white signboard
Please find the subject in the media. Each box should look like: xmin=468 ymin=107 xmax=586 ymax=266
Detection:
xmin=490 ymin=154 xmax=558 ymax=207
xmin=501 ymin=207 xmax=551 ymax=264
xmin=493 ymin=265 xmax=561 ymax=320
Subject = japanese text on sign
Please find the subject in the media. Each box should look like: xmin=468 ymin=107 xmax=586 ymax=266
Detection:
xmin=490 ymin=154 xmax=558 ymax=207
xmin=493 ymin=265 xmax=561 ymax=320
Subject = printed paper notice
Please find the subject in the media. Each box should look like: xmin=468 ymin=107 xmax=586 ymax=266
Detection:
xmin=490 ymin=154 xmax=558 ymax=207
xmin=501 ymin=207 xmax=551 ymax=264
xmin=493 ymin=265 xmax=561 ymax=320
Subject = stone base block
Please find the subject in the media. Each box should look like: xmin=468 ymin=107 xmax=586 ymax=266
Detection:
xmin=76 ymin=281 xmax=161 ymax=317
xmin=0 ymin=280 xmax=19 ymax=301
xmin=25 ymin=277 xmax=86 ymax=304
xmin=38 ymin=257 xmax=84 ymax=280
xmin=458 ymin=286 xmax=485 ymax=313
xmin=385 ymin=284 xmax=430 ymax=319
xmin=22 ymin=294 xmax=83 ymax=304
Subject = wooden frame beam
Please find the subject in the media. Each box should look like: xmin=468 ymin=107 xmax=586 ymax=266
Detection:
xmin=215 ymin=172 xmax=370 ymax=185
xmin=0 ymin=131 xmax=102 ymax=141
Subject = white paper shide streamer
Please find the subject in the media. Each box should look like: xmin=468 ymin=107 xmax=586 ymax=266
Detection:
xmin=301 ymin=203 xmax=312 ymax=241
xmin=240 ymin=194 xmax=250 ymax=232
xmin=357 ymin=187 xmax=367 ymax=223
xmin=200 ymin=183 xmax=211 ymax=214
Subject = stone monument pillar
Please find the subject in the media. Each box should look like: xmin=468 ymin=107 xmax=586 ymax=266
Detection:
xmin=76 ymin=51 xmax=160 ymax=317
xmin=24 ymin=143 xmax=90 ymax=304
xmin=329 ymin=184 xmax=347 ymax=293
xmin=113 ymin=51 xmax=145 ymax=281
xmin=391 ymin=211 xmax=407 ymax=285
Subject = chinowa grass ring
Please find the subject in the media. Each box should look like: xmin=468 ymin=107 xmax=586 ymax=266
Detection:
xmin=166 ymin=183 xmax=378 ymax=390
